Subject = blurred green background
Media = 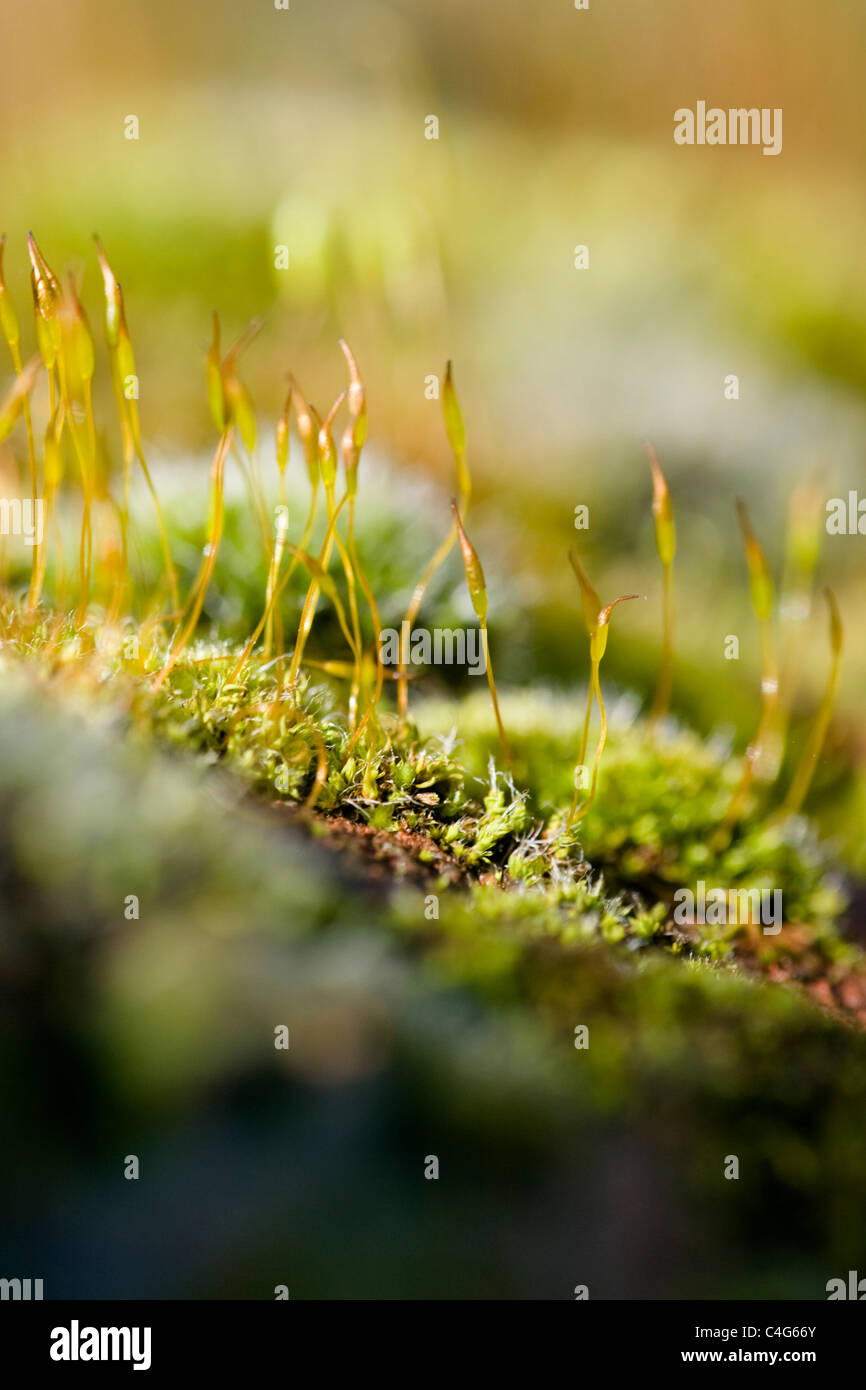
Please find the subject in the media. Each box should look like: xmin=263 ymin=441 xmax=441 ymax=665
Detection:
xmin=1 ymin=0 xmax=866 ymax=822
xmin=7 ymin=0 xmax=862 ymax=848
xmin=2 ymin=0 xmax=866 ymax=1302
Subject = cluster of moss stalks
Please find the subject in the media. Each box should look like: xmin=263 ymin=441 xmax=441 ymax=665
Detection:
xmin=0 ymin=233 xmax=860 ymax=1020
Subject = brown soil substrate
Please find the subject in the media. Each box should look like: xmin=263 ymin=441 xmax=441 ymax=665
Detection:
xmin=732 ymin=922 xmax=866 ymax=1029
xmin=267 ymin=801 xmax=468 ymax=893
xmin=267 ymin=798 xmax=866 ymax=1029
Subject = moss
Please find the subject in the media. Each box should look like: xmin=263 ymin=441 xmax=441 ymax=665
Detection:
xmin=2 ymin=616 xmax=866 ymax=1295
xmin=0 ymin=240 xmax=862 ymax=1294
xmin=1 ymin=603 xmax=854 ymax=1026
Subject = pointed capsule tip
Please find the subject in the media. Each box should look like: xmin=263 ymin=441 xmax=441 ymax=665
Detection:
xmin=824 ymin=586 xmax=843 ymax=657
xmin=598 ymin=593 xmax=640 ymax=626
xmin=339 ymin=336 xmax=363 ymax=384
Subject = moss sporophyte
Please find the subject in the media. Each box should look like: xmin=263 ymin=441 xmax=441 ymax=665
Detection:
xmin=0 ymin=232 xmax=851 ymax=973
